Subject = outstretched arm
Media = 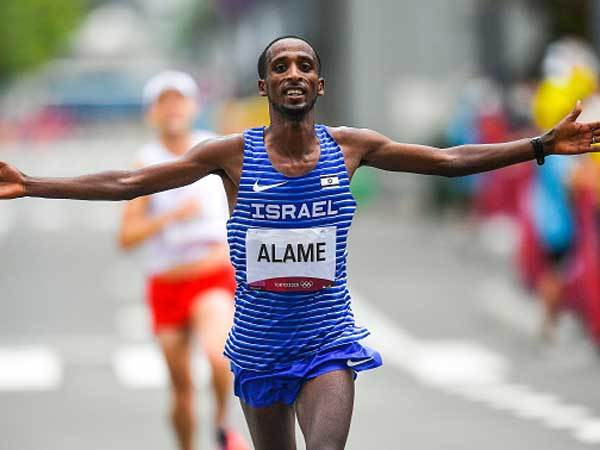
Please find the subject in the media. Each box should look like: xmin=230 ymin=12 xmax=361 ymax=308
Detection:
xmin=0 ymin=135 xmax=242 ymax=201
xmin=349 ymin=102 xmax=600 ymax=177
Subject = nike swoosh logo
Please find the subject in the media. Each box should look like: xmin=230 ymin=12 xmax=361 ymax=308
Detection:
xmin=252 ymin=180 xmax=288 ymax=193
xmin=347 ymin=358 xmax=373 ymax=368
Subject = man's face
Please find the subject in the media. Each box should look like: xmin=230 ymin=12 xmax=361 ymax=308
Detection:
xmin=258 ymin=38 xmax=324 ymax=121
xmin=147 ymin=90 xmax=197 ymax=136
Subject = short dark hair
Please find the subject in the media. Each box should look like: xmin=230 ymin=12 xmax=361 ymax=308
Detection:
xmin=257 ymin=35 xmax=321 ymax=79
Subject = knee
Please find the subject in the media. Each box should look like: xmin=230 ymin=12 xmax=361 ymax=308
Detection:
xmin=171 ymin=379 xmax=194 ymax=408
xmin=205 ymin=347 xmax=229 ymax=372
xmin=171 ymin=393 xmax=194 ymax=419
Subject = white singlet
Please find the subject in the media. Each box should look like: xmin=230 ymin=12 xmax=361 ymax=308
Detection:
xmin=137 ymin=130 xmax=229 ymax=274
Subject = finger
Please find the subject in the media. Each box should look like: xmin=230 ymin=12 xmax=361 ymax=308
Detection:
xmin=567 ymin=100 xmax=583 ymax=122
xmin=583 ymin=130 xmax=600 ymax=144
xmin=588 ymin=128 xmax=600 ymax=147
xmin=586 ymin=121 xmax=600 ymax=131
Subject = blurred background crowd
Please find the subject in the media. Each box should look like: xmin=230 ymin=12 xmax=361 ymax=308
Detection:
xmin=3 ymin=0 xmax=600 ymax=447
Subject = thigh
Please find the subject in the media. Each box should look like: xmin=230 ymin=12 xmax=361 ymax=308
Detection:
xmin=157 ymin=328 xmax=193 ymax=392
xmin=191 ymin=288 xmax=234 ymax=360
xmin=240 ymin=400 xmax=297 ymax=450
xmin=295 ymin=369 xmax=355 ymax=450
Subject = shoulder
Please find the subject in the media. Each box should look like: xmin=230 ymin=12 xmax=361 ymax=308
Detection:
xmin=189 ymin=133 xmax=244 ymax=154
xmin=326 ymin=126 xmax=388 ymax=150
xmin=325 ymin=126 xmax=390 ymax=167
xmin=186 ymin=133 xmax=245 ymax=170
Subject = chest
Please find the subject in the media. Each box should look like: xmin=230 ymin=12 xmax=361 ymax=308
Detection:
xmin=265 ymin=143 xmax=321 ymax=178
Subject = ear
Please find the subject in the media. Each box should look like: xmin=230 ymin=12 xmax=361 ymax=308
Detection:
xmin=258 ymin=79 xmax=267 ymax=97
xmin=317 ymin=77 xmax=325 ymax=96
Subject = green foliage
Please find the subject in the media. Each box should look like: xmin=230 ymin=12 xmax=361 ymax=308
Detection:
xmin=0 ymin=0 xmax=85 ymax=81
xmin=350 ymin=166 xmax=379 ymax=207
xmin=173 ymin=0 xmax=217 ymax=57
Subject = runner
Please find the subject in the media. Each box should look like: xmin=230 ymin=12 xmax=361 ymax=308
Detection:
xmin=117 ymin=70 xmax=248 ymax=450
xmin=1 ymin=36 xmax=600 ymax=450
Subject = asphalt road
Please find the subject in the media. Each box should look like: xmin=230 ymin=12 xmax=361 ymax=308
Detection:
xmin=1 ymin=136 xmax=599 ymax=450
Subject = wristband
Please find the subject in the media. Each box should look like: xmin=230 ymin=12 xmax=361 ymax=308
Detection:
xmin=530 ymin=136 xmax=545 ymax=165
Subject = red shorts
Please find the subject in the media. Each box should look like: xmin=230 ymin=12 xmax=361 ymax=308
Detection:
xmin=147 ymin=264 xmax=236 ymax=333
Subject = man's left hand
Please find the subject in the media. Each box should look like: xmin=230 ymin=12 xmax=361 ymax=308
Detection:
xmin=545 ymin=100 xmax=600 ymax=155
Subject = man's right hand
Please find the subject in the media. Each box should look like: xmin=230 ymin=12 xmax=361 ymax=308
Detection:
xmin=0 ymin=162 xmax=26 ymax=199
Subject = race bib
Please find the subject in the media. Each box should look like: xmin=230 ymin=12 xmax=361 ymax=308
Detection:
xmin=246 ymin=227 xmax=336 ymax=292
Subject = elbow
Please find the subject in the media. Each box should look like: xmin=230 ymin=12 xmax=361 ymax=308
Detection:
xmin=437 ymin=152 xmax=464 ymax=178
xmin=118 ymin=174 xmax=141 ymax=201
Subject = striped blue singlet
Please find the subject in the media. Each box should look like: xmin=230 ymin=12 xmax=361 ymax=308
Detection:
xmin=224 ymin=124 xmax=370 ymax=371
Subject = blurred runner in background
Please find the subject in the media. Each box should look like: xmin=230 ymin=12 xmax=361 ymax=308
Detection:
xmin=118 ymin=70 xmax=247 ymax=450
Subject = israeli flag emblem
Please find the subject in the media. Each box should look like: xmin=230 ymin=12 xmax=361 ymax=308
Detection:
xmin=320 ymin=175 xmax=340 ymax=188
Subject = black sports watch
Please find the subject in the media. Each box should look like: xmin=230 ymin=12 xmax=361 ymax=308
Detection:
xmin=530 ymin=136 xmax=545 ymax=165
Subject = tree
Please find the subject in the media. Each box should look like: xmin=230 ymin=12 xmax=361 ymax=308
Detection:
xmin=0 ymin=0 xmax=85 ymax=82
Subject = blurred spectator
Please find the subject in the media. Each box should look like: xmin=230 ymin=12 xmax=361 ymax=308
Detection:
xmin=442 ymin=36 xmax=600 ymax=347
xmin=529 ymin=155 xmax=576 ymax=341
xmin=528 ymin=38 xmax=599 ymax=342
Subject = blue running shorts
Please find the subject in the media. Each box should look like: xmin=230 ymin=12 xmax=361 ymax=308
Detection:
xmin=231 ymin=341 xmax=382 ymax=408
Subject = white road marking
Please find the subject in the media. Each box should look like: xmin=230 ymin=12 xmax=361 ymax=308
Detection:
xmin=575 ymin=420 xmax=600 ymax=444
xmin=352 ymin=290 xmax=600 ymax=445
xmin=410 ymin=341 xmax=508 ymax=387
xmin=112 ymin=345 xmax=167 ymax=388
xmin=0 ymin=347 xmax=62 ymax=391
xmin=540 ymin=404 xmax=591 ymax=430
xmin=111 ymin=344 xmax=209 ymax=389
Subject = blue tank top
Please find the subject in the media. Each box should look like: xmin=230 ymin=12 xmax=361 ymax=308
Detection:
xmin=224 ymin=124 xmax=370 ymax=371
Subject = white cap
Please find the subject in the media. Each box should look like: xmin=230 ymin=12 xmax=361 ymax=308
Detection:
xmin=142 ymin=70 xmax=199 ymax=105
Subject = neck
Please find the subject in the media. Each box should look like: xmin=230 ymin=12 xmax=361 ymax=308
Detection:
xmin=159 ymin=132 xmax=191 ymax=156
xmin=266 ymin=108 xmax=317 ymax=158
